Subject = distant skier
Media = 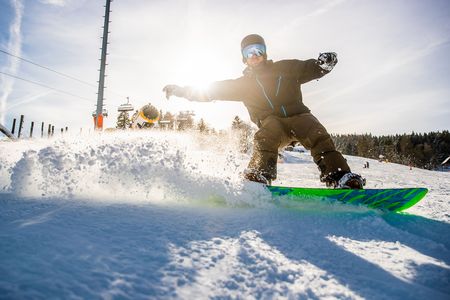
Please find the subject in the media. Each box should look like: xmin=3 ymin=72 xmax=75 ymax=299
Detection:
xmin=163 ymin=34 xmax=365 ymax=189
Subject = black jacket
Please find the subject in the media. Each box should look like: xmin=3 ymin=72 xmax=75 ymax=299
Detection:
xmin=177 ymin=59 xmax=329 ymax=127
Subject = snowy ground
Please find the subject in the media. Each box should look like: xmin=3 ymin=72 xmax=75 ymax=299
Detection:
xmin=0 ymin=131 xmax=449 ymax=299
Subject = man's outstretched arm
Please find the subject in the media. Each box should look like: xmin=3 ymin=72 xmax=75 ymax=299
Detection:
xmin=163 ymin=78 xmax=245 ymax=102
xmin=295 ymin=52 xmax=338 ymax=84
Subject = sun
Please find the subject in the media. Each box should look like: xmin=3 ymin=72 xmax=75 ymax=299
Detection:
xmin=175 ymin=46 xmax=235 ymax=89
xmin=161 ymin=39 xmax=249 ymax=129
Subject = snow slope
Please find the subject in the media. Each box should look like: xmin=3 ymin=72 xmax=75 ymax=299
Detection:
xmin=0 ymin=131 xmax=449 ymax=299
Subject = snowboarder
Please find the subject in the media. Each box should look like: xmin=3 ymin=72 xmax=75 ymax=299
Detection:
xmin=163 ymin=34 xmax=365 ymax=189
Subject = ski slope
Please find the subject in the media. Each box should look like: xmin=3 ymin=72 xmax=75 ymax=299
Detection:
xmin=0 ymin=131 xmax=449 ymax=299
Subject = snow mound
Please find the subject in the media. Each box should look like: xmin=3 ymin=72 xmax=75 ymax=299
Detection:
xmin=1 ymin=131 xmax=271 ymax=207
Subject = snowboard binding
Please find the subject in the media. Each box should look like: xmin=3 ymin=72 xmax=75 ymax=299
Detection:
xmin=322 ymin=171 xmax=366 ymax=189
xmin=243 ymin=169 xmax=272 ymax=185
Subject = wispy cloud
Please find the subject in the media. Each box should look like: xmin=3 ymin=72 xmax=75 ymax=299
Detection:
xmin=303 ymin=0 xmax=348 ymax=18
xmin=280 ymin=0 xmax=348 ymax=33
xmin=0 ymin=0 xmax=23 ymax=124
xmin=38 ymin=0 xmax=69 ymax=7
xmin=318 ymin=37 xmax=450 ymax=105
xmin=7 ymin=91 xmax=53 ymax=110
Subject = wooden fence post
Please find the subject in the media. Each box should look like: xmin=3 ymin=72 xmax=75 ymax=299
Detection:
xmin=41 ymin=122 xmax=44 ymax=138
xmin=11 ymin=118 xmax=16 ymax=135
xmin=17 ymin=115 xmax=24 ymax=138
xmin=30 ymin=121 xmax=34 ymax=138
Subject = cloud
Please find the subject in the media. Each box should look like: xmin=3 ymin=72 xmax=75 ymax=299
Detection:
xmin=0 ymin=0 xmax=23 ymax=125
xmin=303 ymin=0 xmax=348 ymax=18
xmin=38 ymin=0 xmax=69 ymax=6
xmin=317 ymin=37 xmax=450 ymax=105
xmin=280 ymin=0 xmax=348 ymax=33
xmin=7 ymin=91 xmax=53 ymax=110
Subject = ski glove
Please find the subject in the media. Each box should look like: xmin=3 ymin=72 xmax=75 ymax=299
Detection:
xmin=163 ymin=84 xmax=183 ymax=99
xmin=317 ymin=52 xmax=338 ymax=71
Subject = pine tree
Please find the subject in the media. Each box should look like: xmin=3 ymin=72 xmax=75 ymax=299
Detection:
xmin=232 ymin=116 xmax=243 ymax=130
xmin=162 ymin=112 xmax=175 ymax=130
xmin=177 ymin=112 xmax=195 ymax=130
xmin=116 ymin=111 xmax=131 ymax=129
xmin=198 ymin=118 xmax=208 ymax=133
xmin=332 ymin=131 xmax=449 ymax=170
xmin=185 ymin=115 xmax=195 ymax=129
xmin=231 ymin=115 xmax=253 ymax=153
xmin=356 ymin=134 xmax=371 ymax=157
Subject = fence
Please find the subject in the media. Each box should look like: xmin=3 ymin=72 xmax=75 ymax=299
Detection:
xmin=1 ymin=114 xmax=70 ymax=140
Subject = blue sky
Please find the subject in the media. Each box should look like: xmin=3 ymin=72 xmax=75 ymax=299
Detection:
xmin=0 ymin=0 xmax=449 ymax=135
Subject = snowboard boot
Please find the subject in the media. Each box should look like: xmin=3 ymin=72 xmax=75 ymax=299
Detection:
xmin=321 ymin=171 xmax=365 ymax=189
xmin=336 ymin=172 xmax=366 ymax=189
xmin=243 ymin=169 xmax=272 ymax=185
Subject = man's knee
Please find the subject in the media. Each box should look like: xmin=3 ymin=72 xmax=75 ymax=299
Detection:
xmin=310 ymin=133 xmax=336 ymax=157
xmin=291 ymin=114 xmax=329 ymax=147
xmin=254 ymin=117 xmax=286 ymax=151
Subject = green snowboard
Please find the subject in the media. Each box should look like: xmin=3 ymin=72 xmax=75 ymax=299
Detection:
xmin=267 ymin=186 xmax=428 ymax=212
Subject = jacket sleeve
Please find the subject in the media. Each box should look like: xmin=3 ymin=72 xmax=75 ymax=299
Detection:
xmin=292 ymin=59 xmax=329 ymax=84
xmin=177 ymin=78 xmax=246 ymax=102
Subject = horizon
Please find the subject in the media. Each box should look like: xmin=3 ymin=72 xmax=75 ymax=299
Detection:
xmin=1 ymin=0 xmax=449 ymax=135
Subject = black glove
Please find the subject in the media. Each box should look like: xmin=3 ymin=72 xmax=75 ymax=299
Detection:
xmin=162 ymin=84 xmax=182 ymax=99
xmin=317 ymin=52 xmax=338 ymax=71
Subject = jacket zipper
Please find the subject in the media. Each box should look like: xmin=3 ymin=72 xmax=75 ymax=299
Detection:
xmin=256 ymin=75 xmax=287 ymax=117
xmin=276 ymin=76 xmax=282 ymax=97
xmin=255 ymin=75 xmax=275 ymax=109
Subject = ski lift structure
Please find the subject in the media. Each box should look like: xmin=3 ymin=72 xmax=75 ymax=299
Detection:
xmin=115 ymin=98 xmax=135 ymax=130
xmin=94 ymin=0 xmax=112 ymax=130
xmin=176 ymin=110 xmax=195 ymax=121
xmin=175 ymin=110 xmax=195 ymax=130
xmin=92 ymin=108 xmax=109 ymax=128
xmin=118 ymin=97 xmax=134 ymax=112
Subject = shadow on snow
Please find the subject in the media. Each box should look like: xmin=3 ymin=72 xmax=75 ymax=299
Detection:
xmin=0 ymin=196 xmax=449 ymax=299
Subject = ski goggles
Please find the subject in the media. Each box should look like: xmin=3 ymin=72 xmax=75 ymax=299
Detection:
xmin=242 ymin=43 xmax=266 ymax=59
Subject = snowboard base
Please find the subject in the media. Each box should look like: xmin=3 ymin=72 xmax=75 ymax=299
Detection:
xmin=267 ymin=186 xmax=428 ymax=212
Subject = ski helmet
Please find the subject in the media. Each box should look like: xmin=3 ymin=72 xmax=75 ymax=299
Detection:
xmin=241 ymin=34 xmax=267 ymax=63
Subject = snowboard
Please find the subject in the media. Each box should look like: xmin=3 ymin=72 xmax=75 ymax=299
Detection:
xmin=267 ymin=186 xmax=428 ymax=212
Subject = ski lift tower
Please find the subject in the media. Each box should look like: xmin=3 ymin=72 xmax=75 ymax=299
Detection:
xmin=94 ymin=0 xmax=112 ymax=130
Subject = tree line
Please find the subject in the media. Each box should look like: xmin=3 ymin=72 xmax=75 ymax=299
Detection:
xmin=117 ymin=107 xmax=449 ymax=170
xmin=116 ymin=106 xmax=215 ymax=132
xmin=331 ymin=131 xmax=450 ymax=170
